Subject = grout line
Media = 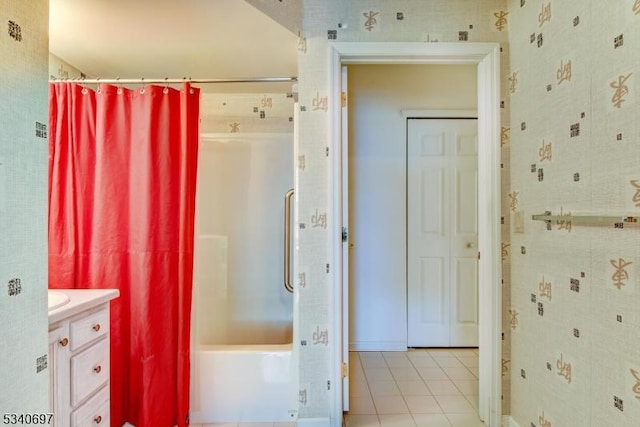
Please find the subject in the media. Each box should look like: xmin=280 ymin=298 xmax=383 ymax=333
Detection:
xmin=347 ymin=350 xmax=480 ymax=424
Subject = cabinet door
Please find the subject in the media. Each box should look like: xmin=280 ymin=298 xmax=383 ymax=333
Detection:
xmin=49 ymin=326 xmax=70 ymax=427
xmin=70 ymin=337 xmax=109 ymax=406
xmin=71 ymin=386 xmax=110 ymax=427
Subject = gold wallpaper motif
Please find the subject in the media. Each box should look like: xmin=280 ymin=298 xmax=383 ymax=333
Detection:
xmin=630 ymin=180 xmax=640 ymax=206
xmin=555 ymin=208 xmax=572 ymax=232
xmin=501 ymin=126 xmax=510 ymax=146
xmin=509 ymin=191 xmax=519 ymax=211
xmin=298 ymin=32 xmax=307 ymax=53
xmin=508 ymin=71 xmax=519 ymax=93
xmin=229 ymin=122 xmax=240 ymax=133
xmin=494 ymin=11 xmax=509 ymax=31
xmin=633 ymin=0 xmax=640 ymax=15
xmin=538 ymin=140 xmax=552 ymax=162
xmin=298 ymin=272 xmax=307 ymax=289
xmin=311 ymin=209 xmax=327 ymax=229
xmin=312 ymin=92 xmax=328 ymax=112
xmin=363 ymin=11 xmax=380 ymax=32
xmin=539 ymin=412 xmax=552 ymax=427
xmin=556 ymin=60 xmax=572 ymax=84
xmin=502 ymin=243 xmax=511 ymax=261
xmin=610 ymin=73 xmax=632 ymax=108
xmin=610 ymin=258 xmax=632 ymax=290
xmin=312 ymin=326 xmax=329 ymax=345
xmin=538 ymin=277 xmax=552 ymax=301
xmin=509 ymin=309 xmax=519 ymax=330
xmin=556 ymin=354 xmax=572 ymax=384
xmin=631 ymin=368 xmax=640 ymax=400
xmin=538 ymin=2 xmax=551 ymax=27
xmin=502 ymin=358 xmax=511 ymax=376
xmin=261 ymin=95 xmax=273 ymax=109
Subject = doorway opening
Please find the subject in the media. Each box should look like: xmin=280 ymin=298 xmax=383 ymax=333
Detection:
xmin=329 ymin=43 xmax=502 ymax=427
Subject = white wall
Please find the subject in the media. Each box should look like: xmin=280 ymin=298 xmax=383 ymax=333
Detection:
xmin=194 ymin=134 xmax=294 ymax=346
xmin=347 ymin=64 xmax=477 ymax=351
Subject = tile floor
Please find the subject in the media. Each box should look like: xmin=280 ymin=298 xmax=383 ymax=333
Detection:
xmin=344 ymin=349 xmax=484 ymax=427
xmin=191 ymin=424 xmax=295 ymax=427
xmin=191 ymin=349 xmax=483 ymax=427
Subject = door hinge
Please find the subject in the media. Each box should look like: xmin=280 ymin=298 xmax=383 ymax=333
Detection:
xmin=341 ymin=92 xmax=347 ymax=107
xmin=477 ymin=251 xmax=481 ymax=260
xmin=341 ymin=362 xmax=349 ymax=378
xmin=342 ymin=227 xmax=348 ymax=242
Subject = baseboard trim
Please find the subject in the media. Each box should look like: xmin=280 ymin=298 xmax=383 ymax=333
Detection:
xmin=296 ymin=417 xmax=331 ymax=427
xmin=502 ymin=415 xmax=521 ymax=427
xmin=349 ymin=341 xmax=407 ymax=352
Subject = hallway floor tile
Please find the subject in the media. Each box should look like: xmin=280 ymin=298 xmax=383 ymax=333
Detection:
xmin=343 ymin=349 xmax=484 ymax=427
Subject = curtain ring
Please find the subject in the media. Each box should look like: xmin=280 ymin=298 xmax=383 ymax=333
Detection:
xmin=140 ymin=77 xmax=146 ymax=94
xmin=80 ymin=76 xmax=88 ymax=94
xmin=163 ymin=77 xmax=169 ymax=94
xmin=96 ymin=77 xmax=101 ymax=94
xmin=116 ymin=77 xmax=123 ymax=95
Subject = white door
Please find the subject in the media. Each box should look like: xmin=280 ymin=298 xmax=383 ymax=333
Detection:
xmin=407 ymin=118 xmax=478 ymax=348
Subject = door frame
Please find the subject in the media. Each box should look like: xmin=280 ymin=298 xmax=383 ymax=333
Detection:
xmin=328 ymin=42 xmax=502 ymax=427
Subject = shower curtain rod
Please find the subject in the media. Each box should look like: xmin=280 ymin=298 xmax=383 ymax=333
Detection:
xmin=49 ymin=77 xmax=298 ymax=84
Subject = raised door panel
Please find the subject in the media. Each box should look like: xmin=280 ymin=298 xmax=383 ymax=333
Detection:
xmin=407 ymin=123 xmax=450 ymax=347
xmin=71 ymin=386 xmax=109 ymax=427
xmin=70 ymin=338 xmax=109 ymax=406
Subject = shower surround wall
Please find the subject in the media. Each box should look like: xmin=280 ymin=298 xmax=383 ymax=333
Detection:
xmin=0 ymin=0 xmax=50 ymax=413
xmin=508 ymin=1 xmax=640 ymax=426
xmin=295 ymin=0 xmax=510 ymax=422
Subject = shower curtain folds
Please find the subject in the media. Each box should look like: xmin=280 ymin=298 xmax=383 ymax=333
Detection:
xmin=48 ymin=82 xmax=200 ymax=427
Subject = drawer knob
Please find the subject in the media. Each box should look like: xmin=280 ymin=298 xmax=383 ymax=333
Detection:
xmin=92 ymin=323 xmax=101 ymax=332
xmin=59 ymin=337 xmax=69 ymax=347
xmin=94 ymin=415 xmax=102 ymax=424
xmin=94 ymin=365 xmax=102 ymax=374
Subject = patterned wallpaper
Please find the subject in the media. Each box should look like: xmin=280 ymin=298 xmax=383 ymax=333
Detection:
xmin=49 ymin=53 xmax=85 ymax=80
xmin=200 ymin=92 xmax=295 ymax=134
xmin=296 ymin=0 xmax=510 ymax=421
xmin=508 ymin=1 xmax=640 ymax=426
xmin=0 ymin=0 xmax=50 ymax=414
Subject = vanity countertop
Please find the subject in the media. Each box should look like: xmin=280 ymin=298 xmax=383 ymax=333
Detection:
xmin=48 ymin=289 xmax=119 ymax=324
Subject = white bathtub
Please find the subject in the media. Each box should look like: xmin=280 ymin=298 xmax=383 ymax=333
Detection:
xmin=189 ymin=343 xmax=298 ymax=423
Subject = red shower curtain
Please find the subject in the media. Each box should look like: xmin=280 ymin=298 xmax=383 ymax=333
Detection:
xmin=48 ymin=82 xmax=199 ymax=427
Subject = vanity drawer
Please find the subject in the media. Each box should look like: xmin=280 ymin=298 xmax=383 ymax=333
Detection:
xmin=71 ymin=386 xmax=110 ymax=427
xmin=70 ymin=307 xmax=109 ymax=351
xmin=71 ymin=337 xmax=109 ymax=406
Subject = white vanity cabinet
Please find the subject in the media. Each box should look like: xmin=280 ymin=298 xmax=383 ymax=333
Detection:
xmin=48 ymin=290 xmax=119 ymax=427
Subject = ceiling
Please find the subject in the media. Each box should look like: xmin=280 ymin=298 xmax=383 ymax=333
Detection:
xmin=49 ymin=0 xmax=299 ymax=93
